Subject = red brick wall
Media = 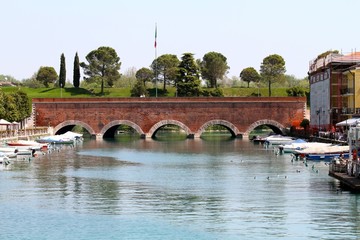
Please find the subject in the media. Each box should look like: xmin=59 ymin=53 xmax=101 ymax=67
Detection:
xmin=32 ymin=97 xmax=306 ymax=137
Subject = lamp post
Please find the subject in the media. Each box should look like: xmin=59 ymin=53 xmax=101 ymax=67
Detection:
xmin=60 ymin=83 xmax=63 ymax=98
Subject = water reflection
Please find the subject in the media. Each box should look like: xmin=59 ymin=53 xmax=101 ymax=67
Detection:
xmin=2 ymin=138 xmax=360 ymax=239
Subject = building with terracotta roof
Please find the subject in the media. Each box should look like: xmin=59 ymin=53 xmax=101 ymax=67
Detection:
xmin=308 ymin=51 xmax=360 ymax=130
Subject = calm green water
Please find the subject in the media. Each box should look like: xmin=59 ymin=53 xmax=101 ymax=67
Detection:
xmin=1 ymin=138 xmax=360 ymax=239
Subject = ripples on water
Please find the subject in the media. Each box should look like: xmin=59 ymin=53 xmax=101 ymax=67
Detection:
xmin=1 ymin=138 xmax=360 ymax=239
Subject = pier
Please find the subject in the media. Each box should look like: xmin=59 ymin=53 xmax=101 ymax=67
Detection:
xmin=328 ymin=125 xmax=360 ymax=192
xmin=329 ymin=163 xmax=360 ymax=191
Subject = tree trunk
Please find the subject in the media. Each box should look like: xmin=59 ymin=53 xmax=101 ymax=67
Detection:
xmin=101 ymin=78 xmax=104 ymax=95
xmin=268 ymin=80 xmax=271 ymax=97
xmin=163 ymin=73 xmax=166 ymax=91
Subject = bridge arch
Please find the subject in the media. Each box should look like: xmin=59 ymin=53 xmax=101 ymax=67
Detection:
xmin=146 ymin=120 xmax=192 ymax=138
xmin=53 ymin=120 xmax=96 ymax=136
xmin=100 ymin=120 xmax=145 ymax=138
xmin=243 ymin=119 xmax=286 ymax=139
xmin=195 ymin=119 xmax=240 ymax=138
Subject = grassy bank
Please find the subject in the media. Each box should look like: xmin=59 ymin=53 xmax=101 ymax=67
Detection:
xmin=2 ymin=86 xmax=290 ymax=98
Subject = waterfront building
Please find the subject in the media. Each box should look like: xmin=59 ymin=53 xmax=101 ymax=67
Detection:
xmin=308 ymin=51 xmax=360 ymax=130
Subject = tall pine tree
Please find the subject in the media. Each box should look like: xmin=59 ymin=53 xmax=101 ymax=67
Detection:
xmin=176 ymin=53 xmax=201 ymax=97
xmin=73 ymin=52 xmax=80 ymax=88
xmin=59 ymin=53 xmax=66 ymax=88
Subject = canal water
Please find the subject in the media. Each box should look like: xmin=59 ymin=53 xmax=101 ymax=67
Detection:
xmin=1 ymin=138 xmax=359 ymax=239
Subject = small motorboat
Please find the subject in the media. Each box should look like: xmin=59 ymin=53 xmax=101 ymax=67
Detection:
xmin=6 ymin=140 xmax=48 ymax=151
xmin=278 ymin=140 xmax=332 ymax=154
xmin=0 ymin=146 xmax=18 ymax=158
xmin=294 ymin=145 xmax=349 ymax=161
xmin=264 ymin=135 xmax=294 ymax=145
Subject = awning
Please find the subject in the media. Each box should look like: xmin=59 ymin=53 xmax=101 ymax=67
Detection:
xmin=336 ymin=118 xmax=360 ymax=127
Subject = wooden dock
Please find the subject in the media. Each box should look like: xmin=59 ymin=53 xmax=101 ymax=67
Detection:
xmin=329 ymin=170 xmax=360 ymax=192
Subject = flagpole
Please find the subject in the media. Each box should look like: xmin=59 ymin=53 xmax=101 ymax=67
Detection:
xmin=154 ymin=23 xmax=158 ymax=97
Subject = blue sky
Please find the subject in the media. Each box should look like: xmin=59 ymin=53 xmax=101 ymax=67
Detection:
xmin=1 ymin=0 xmax=359 ymax=80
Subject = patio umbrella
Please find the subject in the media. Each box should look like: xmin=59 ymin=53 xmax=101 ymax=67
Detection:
xmin=11 ymin=121 xmax=19 ymax=130
xmin=0 ymin=119 xmax=11 ymax=125
xmin=0 ymin=119 xmax=12 ymax=131
xmin=335 ymin=118 xmax=360 ymax=127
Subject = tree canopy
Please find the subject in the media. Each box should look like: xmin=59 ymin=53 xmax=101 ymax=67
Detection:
xmin=176 ymin=53 xmax=201 ymax=97
xmin=240 ymin=67 xmax=260 ymax=88
xmin=36 ymin=66 xmax=58 ymax=88
xmin=151 ymin=54 xmax=179 ymax=91
xmin=260 ymin=54 xmax=286 ymax=96
xmin=135 ymin=67 xmax=153 ymax=86
xmin=200 ymin=51 xmax=229 ymax=88
xmin=130 ymin=79 xmax=148 ymax=97
xmin=80 ymin=46 xmax=121 ymax=95
xmin=0 ymin=89 xmax=31 ymax=122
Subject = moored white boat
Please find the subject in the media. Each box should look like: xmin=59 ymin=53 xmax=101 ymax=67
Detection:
xmin=0 ymin=146 xmax=18 ymax=158
xmin=294 ymin=145 xmax=349 ymax=161
xmin=264 ymin=135 xmax=294 ymax=145
xmin=36 ymin=131 xmax=82 ymax=144
xmin=6 ymin=140 xmax=48 ymax=150
xmin=278 ymin=140 xmax=332 ymax=154
xmin=36 ymin=136 xmax=74 ymax=144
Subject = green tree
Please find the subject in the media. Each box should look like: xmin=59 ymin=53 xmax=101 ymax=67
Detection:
xmin=59 ymin=53 xmax=66 ymax=88
xmin=151 ymin=54 xmax=180 ymax=91
xmin=80 ymin=46 xmax=121 ymax=95
xmin=0 ymin=90 xmax=30 ymax=122
xmin=2 ymin=94 xmax=19 ymax=122
xmin=0 ymin=90 xmax=6 ymax=118
xmin=131 ymin=79 xmax=148 ymax=97
xmin=286 ymin=86 xmax=306 ymax=97
xmin=200 ymin=51 xmax=229 ymax=88
xmin=73 ymin=52 xmax=80 ymax=88
xmin=36 ymin=66 xmax=58 ymax=88
xmin=240 ymin=67 xmax=260 ymax=88
xmin=136 ymin=67 xmax=153 ymax=87
xmin=260 ymin=54 xmax=286 ymax=96
xmin=11 ymin=90 xmax=31 ymax=121
xmin=176 ymin=53 xmax=201 ymax=97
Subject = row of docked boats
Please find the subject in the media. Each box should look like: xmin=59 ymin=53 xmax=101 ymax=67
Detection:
xmin=0 ymin=131 xmax=83 ymax=167
xmin=280 ymin=141 xmax=349 ymax=161
xmin=256 ymin=134 xmax=350 ymax=161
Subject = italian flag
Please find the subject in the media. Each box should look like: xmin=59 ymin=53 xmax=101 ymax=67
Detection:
xmin=154 ymin=24 xmax=157 ymax=48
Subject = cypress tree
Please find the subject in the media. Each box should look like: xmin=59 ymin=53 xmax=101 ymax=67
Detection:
xmin=59 ymin=53 xmax=66 ymax=88
xmin=73 ymin=52 xmax=80 ymax=88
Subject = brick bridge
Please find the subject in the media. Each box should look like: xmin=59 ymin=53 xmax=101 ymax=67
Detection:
xmin=32 ymin=97 xmax=306 ymax=140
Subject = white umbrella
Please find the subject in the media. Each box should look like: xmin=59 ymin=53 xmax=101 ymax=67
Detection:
xmin=335 ymin=118 xmax=360 ymax=127
xmin=0 ymin=119 xmax=12 ymax=131
xmin=11 ymin=121 xmax=19 ymax=130
xmin=0 ymin=119 xmax=11 ymax=125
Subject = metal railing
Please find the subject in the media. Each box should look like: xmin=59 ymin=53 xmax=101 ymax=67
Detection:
xmin=330 ymin=161 xmax=360 ymax=178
